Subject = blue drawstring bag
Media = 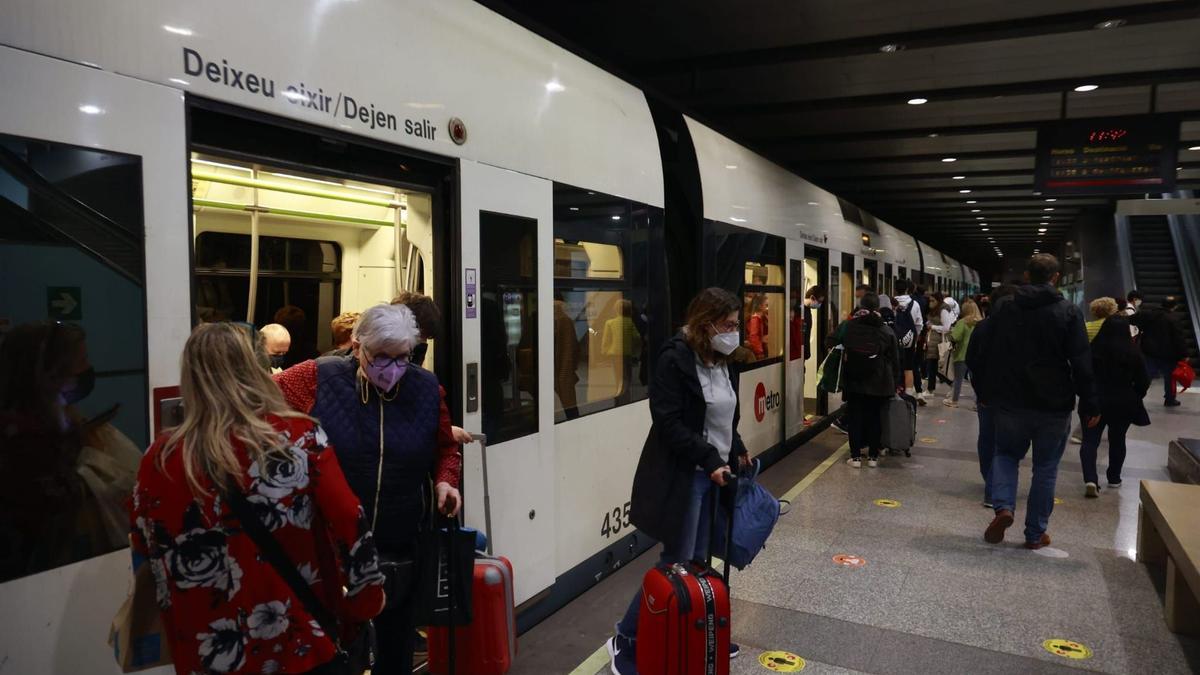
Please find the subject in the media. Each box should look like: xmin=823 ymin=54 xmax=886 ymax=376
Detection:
xmin=711 ymin=459 xmax=780 ymax=570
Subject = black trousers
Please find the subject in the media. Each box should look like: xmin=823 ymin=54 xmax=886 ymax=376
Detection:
xmin=373 ymin=603 xmax=417 ymax=674
xmin=846 ymin=392 xmax=888 ymax=459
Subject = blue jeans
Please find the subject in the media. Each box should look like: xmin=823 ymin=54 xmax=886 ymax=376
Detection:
xmin=976 ymin=404 xmax=995 ymax=504
xmin=991 ymin=408 xmax=1071 ymax=543
xmin=1145 ymin=356 xmax=1177 ymax=402
xmin=616 ymin=470 xmax=713 ymax=640
xmin=951 ymin=362 xmax=969 ymax=402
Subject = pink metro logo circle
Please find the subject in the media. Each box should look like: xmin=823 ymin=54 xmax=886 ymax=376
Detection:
xmin=754 ymin=381 xmax=781 ymax=423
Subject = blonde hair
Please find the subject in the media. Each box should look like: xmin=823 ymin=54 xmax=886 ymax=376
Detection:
xmin=161 ymin=322 xmax=310 ymax=496
xmin=1090 ymin=297 xmax=1118 ymax=320
xmin=960 ymin=298 xmax=984 ymax=325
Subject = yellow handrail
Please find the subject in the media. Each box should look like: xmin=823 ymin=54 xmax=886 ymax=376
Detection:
xmin=192 ymin=169 xmax=402 ymax=209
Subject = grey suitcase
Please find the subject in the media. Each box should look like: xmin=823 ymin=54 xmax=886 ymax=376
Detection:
xmin=880 ymin=394 xmax=917 ymax=456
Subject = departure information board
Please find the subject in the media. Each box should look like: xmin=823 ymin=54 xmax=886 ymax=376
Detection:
xmin=1034 ymin=114 xmax=1179 ymax=196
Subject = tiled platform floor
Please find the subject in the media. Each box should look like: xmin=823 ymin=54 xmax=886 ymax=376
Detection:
xmin=512 ymin=383 xmax=1200 ymax=674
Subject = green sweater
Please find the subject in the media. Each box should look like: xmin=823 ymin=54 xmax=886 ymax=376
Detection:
xmin=950 ymin=320 xmax=976 ymax=363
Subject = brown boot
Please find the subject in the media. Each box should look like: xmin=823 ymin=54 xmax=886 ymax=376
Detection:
xmin=984 ymin=509 xmax=1014 ymax=544
xmin=1024 ymin=533 xmax=1051 ymax=550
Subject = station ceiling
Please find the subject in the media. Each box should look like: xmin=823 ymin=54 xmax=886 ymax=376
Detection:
xmin=481 ymin=0 xmax=1200 ymax=273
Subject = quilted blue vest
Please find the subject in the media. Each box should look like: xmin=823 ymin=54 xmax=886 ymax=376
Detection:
xmin=312 ymin=356 xmax=440 ymax=553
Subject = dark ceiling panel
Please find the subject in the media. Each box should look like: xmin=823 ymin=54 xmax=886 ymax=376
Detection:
xmin=481 ymin=0 xmax=1200 ymax=273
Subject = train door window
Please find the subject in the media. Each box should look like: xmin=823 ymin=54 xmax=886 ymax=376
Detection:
xmin=190 ymin=154 xmax=431 ymax=370
xmin=743 ymin=263 xmax=784 ymax=362
xmin=884 ymin=263 xmax=893 ymax=295
xmin=838 ymin=253 xmax=855 ymax=321
xmin=829 ymin=266 xmax=840 ymax=324
xmin=789 ymin=260 xmax=804 ymax=362
xmin=551 ymin=185 xmax=661 ymax=421
xmin=480 ymin=212 xmax=538 ymax=444
xmin=0 ymin=133 xmax=148 ymax=581
xmin=898 ymin=266 xmax=907 ymax=286
xmin=863 ymin=259 xmax=878 ymax=293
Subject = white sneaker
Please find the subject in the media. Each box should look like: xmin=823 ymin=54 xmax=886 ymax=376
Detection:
xmin=867 ymin=459 xmax=879 ymax=468
xmin=847 ymin=458 xmax=862 ymax=469
xmin=942 ymin=398 xmax=958 ymax=408
xmin=1085 ymin=482 xmax=1099 ymax=498
xmin=1069 ymin=436 xmax=1083 ymax=445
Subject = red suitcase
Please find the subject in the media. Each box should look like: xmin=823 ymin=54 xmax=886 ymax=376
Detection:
xmin=636 ymin=478 xmax=735 ymax=675
xmin=426 ymin=554 xmax=515 ymax=675
xmin=427 ymin=432 xmax=516 ymax=675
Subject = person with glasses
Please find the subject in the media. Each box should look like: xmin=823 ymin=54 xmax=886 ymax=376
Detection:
xmin=607 ymin=288 xmax=751 ymax=675
xmin=274 ymin=303 xmax=461 ymax=674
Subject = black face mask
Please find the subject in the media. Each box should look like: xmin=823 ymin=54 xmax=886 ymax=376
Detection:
xmin=410 ymin=342 xmax=429 ymax=368
xmin=269 ymin=354 xmax=287 ymax=369
xmin=64 ymin=366 xmax=95 ymax=404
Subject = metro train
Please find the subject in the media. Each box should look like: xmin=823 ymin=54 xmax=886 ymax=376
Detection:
xmin=0 ymin=0 xmax=978 ymax=670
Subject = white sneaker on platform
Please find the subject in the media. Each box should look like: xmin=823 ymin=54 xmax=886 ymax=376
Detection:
xmin=847 ymin=458 xmax=862 ymax=469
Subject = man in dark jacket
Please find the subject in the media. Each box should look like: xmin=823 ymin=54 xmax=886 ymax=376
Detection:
xmin=966 ymin=255 xmax=1099 ymax=549
xmin=833 ymin=292 xmax=902 ymax=467
xmin=1131 ymin=297 xmax=1187 ymax=407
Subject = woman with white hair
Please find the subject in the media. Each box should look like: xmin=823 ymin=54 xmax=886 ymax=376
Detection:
xmin=275 ymin=303 xmax=462 ymax=674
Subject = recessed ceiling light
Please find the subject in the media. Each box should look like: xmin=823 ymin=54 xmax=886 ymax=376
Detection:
xmin=1044 ymin=207 xmax=1055 ymax=211
xmin=1094 ymin=19 xmax=1126 ymax=29
xmin=78 ymin=104 xmax=104 ymax=115
xmin=1038 ymin=228 xmax=1048 ymax=233
xmin=163 ymin=25 xmax=193 ymax=36
xmin=942 ymin=157 xmax=957 ymax=163
xmin=928 ymin=133 xmax=940 ymax=138
xmin=545 ymin=80 xmax=565 ymax=92
xmin=971 ymin=209 xmax=981 ymax=213
xmin=981 ymin=227 xmax=989 ymax=231
xmin=879 ymin=43 xmax=904 ymax=53
xmin=1074 ymin=84 xmax=1099 ymax=92
xmin=569 ymin=207 xmax=579 ymax=211
xmin=908 ymin=98 xmax=928 ymax=105
xmin=976 ymin=216 xmax=985 ymax=220
xmin=1045 ymin=198 xmax=1057 ymax=202
xmin=953 ymin=175 xmax=965 ymax=180
xmin=611 ymin=215 xmax=621 ymax=221
xmin=959 ymin=189 xmax=971 ymax=194
xmin=967 ymin=200 xmax=977 ymax=204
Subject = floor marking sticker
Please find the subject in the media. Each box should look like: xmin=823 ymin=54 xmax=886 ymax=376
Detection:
xmin=758 ymin=651 xmax=806 ymax=671
xmin=920 ymin=437 xmax=938 ymax=444
xmin=1054 ymin=497 xmax=1064 ymax=505
xmin=832 ymin=554 xmax=866 ymax=567
xmin=935 ymin=419 xmax=947 ymax=424
xmin=1043 ymin=638 xmax=1092 ymax=659
xmin=873 ymin=498 xmax=901 ymax=508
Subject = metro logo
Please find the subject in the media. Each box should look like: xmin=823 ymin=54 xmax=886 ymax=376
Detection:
xmin=754 ymin=382 xmax=781 ymax=422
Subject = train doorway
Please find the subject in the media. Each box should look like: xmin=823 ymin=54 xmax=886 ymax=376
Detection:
xmin=800 ymin=246 xmax=830 ymax=420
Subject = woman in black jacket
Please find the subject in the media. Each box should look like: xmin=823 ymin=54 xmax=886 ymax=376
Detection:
xmin=1080 ymin=315 xmax=1151 ymax=496
xmin=833 ymin=292 xmax=903 ymax=467
xmin=608 ymin=288 xmax=750 ymax=674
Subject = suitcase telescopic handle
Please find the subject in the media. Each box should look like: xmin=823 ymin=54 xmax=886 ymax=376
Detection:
xmin=466 ymin=432 xmax=493 ymax=555
xmin=706 ymin=473 xmax=738 ymax=585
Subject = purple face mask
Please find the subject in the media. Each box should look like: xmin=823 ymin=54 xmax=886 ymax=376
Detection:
xmin=364 ymin=359 xmax=407 ymax=391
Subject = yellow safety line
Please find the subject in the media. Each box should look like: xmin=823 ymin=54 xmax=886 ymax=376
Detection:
xmin=567 ymin=441 xmax=849 ymax=675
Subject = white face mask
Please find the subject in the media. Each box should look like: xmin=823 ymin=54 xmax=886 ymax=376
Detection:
xmin=710 ymin=331 xmax=740 ymax=355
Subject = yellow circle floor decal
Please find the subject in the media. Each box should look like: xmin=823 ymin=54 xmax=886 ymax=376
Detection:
xmin=920 ymin=437 xmax=938 ymax=444
xmin=1054 ymin=497 xmax=1064 ymax=505
xmin=1043 ymin=638 xmax=1092 ymax=659
xmin=758 ymin=651 xmax=806 ymax=671
xmin=873 ymin=498 xmax=901 ymax=508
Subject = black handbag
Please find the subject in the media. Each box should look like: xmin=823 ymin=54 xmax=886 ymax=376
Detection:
xmin=411 ymin=517 xmax=476 ymax=626
xmin=226 ymin=483 xmax=370 ymax=675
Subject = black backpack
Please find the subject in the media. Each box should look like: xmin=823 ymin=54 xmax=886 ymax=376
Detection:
xmin=893 ymin=301 xmax=917 ymax=349
xmin=842 ymin=320 xmax=886 ymax=380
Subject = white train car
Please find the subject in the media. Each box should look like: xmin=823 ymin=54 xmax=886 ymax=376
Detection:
xmin=0 ymin=1 xmax=975 ymax=671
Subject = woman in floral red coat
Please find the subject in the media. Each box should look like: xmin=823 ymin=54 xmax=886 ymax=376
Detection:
xmin=129 ymin=322 xmax=385 ymax=674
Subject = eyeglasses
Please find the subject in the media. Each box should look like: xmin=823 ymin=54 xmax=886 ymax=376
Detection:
xmin=366 ymin=350 xmax=410 ymax=368
xmin=712 ymin=319 xmax=742 ymax=332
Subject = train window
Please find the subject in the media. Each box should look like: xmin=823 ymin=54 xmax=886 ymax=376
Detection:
xmin=789 ymin=260 xmax=804 ymax=361
xmin=742 ymin=290 xmax=784 ymax=361
xmin=552 ymin=184 xmax=659 ymax=421
xmin=0 ymin=133 xmax=148 ymax=581
xmin=480 ymin=211 xmax=539 ymax=443
xmin=744 ymin=262 xmax=783 ymax=286
xmin=702 ymin=221 xmax=785 ymax=370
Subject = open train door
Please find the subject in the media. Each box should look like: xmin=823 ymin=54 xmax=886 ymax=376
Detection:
xmin=0 ymin=46 xmax=189 ymax=673
xmin=457 ymin=159 xmax=556 ymax=607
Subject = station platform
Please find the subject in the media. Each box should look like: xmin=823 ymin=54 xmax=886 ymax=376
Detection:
xmin=512 ymin=386 xmax=1200 ymax=675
